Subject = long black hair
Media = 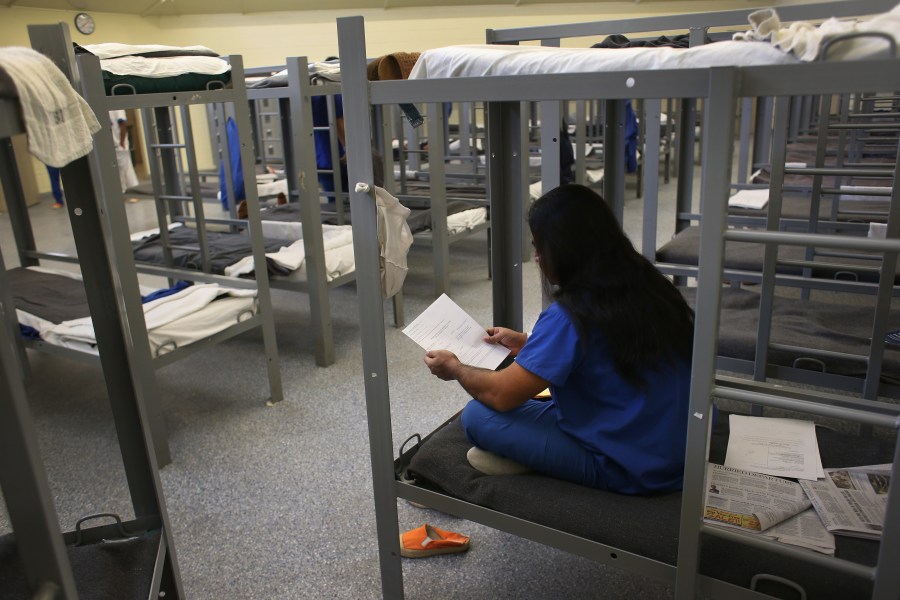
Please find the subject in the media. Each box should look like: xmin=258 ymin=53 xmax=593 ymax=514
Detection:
xmin=528 ymin=183 xmax=694 ymax=387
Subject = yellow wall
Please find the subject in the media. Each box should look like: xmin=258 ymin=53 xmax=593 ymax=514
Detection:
xmin=1 ymin=0 xmax=813 ymax=192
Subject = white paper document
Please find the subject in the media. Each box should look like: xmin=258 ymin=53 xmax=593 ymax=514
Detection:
xmin=724 ymin=415 xmax=824 ymax=480
xmin=402 ymin=293 xmax=510 ymax=370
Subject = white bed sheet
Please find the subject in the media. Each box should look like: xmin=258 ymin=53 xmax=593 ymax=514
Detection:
xmin=408 ymin=41 xmax=798 ymax=80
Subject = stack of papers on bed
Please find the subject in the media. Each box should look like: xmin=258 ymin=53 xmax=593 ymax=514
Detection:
xmin=724 ymin=415 xmax=824 ymax=480
xmin=728 ymin=189 xmax=769 ymax=210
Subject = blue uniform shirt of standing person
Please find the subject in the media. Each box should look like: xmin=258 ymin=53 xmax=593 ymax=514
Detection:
xmin=461 ymin=302 xmax=691 ymax=495
xmin=311 ymin=93 xmax=348 ymax=195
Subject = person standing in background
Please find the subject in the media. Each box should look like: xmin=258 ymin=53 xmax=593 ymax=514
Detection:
xmin=110 ymin=110 xmax=139 ymax=197
xmin=45 ymin=165 xmax=63 ymax=208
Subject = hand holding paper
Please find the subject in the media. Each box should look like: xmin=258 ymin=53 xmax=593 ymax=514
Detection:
xmin=403 ymin=294 xmax=511 ymax=370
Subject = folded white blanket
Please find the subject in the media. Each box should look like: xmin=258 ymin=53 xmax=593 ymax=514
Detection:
xmin=37 ymin=283 xmax=256 ymax=357
xmin=733 ymin=5 xmax=900 ymax=61
xmin=446 ymin=207 xmax=487 ymax=235
xmin=224 ymin=224 xmax=356 ymax=282
xmin=0 ymin=47 xmax=101 ymax=167
xmin=728 ymin=188 xmax=769 ymax=210
xmin=99 ymin=55 xmax=230 ymax=78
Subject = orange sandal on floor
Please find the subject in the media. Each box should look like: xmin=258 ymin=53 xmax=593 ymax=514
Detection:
xmin=400 ymin=524 xmax=470 ymax=558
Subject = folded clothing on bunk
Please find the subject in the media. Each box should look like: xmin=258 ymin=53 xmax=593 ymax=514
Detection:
xmin=367 ymin=52 xmax=423 ymax=127
xmin=77 ymin=42 xmax=231 ymax=95
xmin=8 ymin=267 xmax=257 ymax=357
xmin=405 ymin=412 xmax=893 ymax=599
xmin=733 ymin=4 xmax=900 ymax=62
xmin=246 ymin=58 xmax=341 ymax=89
xmin=0 ymin=47 xmax=101 ymax=167
xmin=727 ymin=188 xmax=769 ymax=210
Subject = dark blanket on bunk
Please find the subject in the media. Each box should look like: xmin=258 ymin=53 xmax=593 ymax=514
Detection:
xmin=407 ymin=414 xmax=892 ymax=600
xmin=658 ymin=225 xmax=900 ymax=284
xmin=728 ymin=193 xmax=889 ymax=223
xmin=7 ymin=268 xmax=90 ymax=323
xmin=682 ymin=286 xmax=900 ymax=385
xmin=259 ymin=199 xmax=484 ymax=235
xmin=132 ymin=226 xmax=292 ymax=276
xmin=0 ymin=529 xmax=160 ymax=600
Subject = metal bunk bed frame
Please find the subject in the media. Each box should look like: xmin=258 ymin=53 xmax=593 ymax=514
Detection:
xmin=245 ymin=57 xmax=405 ymax=362
xmin=12 ymin=24 xmax=285 ymax=463
xmin=337 ymin=5 xmax=900 ymax=598
xmin=0 ymin=48 xmax=183 ymax=599
xmin=245 ymin=58 xmax=357 ymax=366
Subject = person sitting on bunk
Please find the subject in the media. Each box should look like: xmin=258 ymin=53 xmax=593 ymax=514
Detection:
xmin=423 ymin=183 xmax=694 ymax=495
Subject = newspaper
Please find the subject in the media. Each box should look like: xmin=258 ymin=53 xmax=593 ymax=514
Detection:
xmin=704 ymin=463 xmax=812 ymax=532
xmin=704 ymin=463 xmax=835 ymax=554
xmin=799 ymin=464 xmax=892 ymax=540
xmin=759 ymin=508 xmax=835 ymax=555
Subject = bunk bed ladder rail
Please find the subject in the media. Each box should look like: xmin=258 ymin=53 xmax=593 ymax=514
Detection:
xmin=676 ymin=66 xmax=900 ymax=599
xmin=142 ymin=104 xmax=215 ymax=274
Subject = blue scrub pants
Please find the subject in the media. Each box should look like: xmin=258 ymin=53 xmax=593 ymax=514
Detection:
xmin=47 ymin=166 xmax=63 ymax=204
xmin=460 ymin=398 xmax=611 ymax=490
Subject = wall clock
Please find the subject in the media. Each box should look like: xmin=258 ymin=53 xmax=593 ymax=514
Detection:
xmin=74 ymin=12 xmax=95 ymax=35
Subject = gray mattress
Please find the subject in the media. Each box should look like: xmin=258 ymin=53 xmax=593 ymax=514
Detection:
xmin=728 ymin=193 xmax=889 ymax=223
xmin=405 ymin=413 xmax=892 ymax=600
xmin=132 ymin=226 xmax=291 ymax=276
xmin=681 ymin=286 xmax=900 ymax=386
xmin=7 ymin=268 xmax=90 ymax=323
xmin=658 ymin=226 xmax=900 ymax=284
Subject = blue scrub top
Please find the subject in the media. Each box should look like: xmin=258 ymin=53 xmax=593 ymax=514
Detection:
xmin=516 ymin=302 xmax=691 ymax=493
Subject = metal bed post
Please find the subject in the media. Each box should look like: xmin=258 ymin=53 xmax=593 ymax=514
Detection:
xmin=675 ymin=97 xmax=697 ymax=236
xmin=28 ymin=24 xmax=173 ymax=468
xmin=337 ymin=15 xmax=404 ymax=600
xmin=539 ymin=100 xmax=561 ymax=197
xmin=574 ymin=100 xmax=587 ymax=186
xmin=752 ymin=97 xmax=774 ymax=174
xmin=289 ymin=57 xmax=336 ymax=367
xmin=674 ymin=66 xmax=739 ymax=600
xmin=0 ymin=250 xmax=28 ymax=381
xmin=519 ymin=101 xmax=532 ymax=263
xmin=229 ymin=55 xmax=284 ymax=404
xmin=736 ymin=97 xmax=754 ymax=184
xmin=602 ymin=99 xmax=626 ymax=225
xmin=28 ymin=26 xmax=185 ymax=595
xmin=427 ymin=101 xmax=451 ymax=296
xmin=640 ymin=99 xmax=663 ymax=262
xmin=0 ymin=142 xmax=33 ymax=375
xmin=488 ymin=100 xmax=525 ymax=331
xmin=0 ymin=140 xmax=39 ymax=270
xmin=0 ymin=269 xmax=77 ymax=599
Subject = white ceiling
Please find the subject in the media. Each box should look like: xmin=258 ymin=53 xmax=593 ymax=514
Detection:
xmin=3 ymin=0 xmax=717 ymax=16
